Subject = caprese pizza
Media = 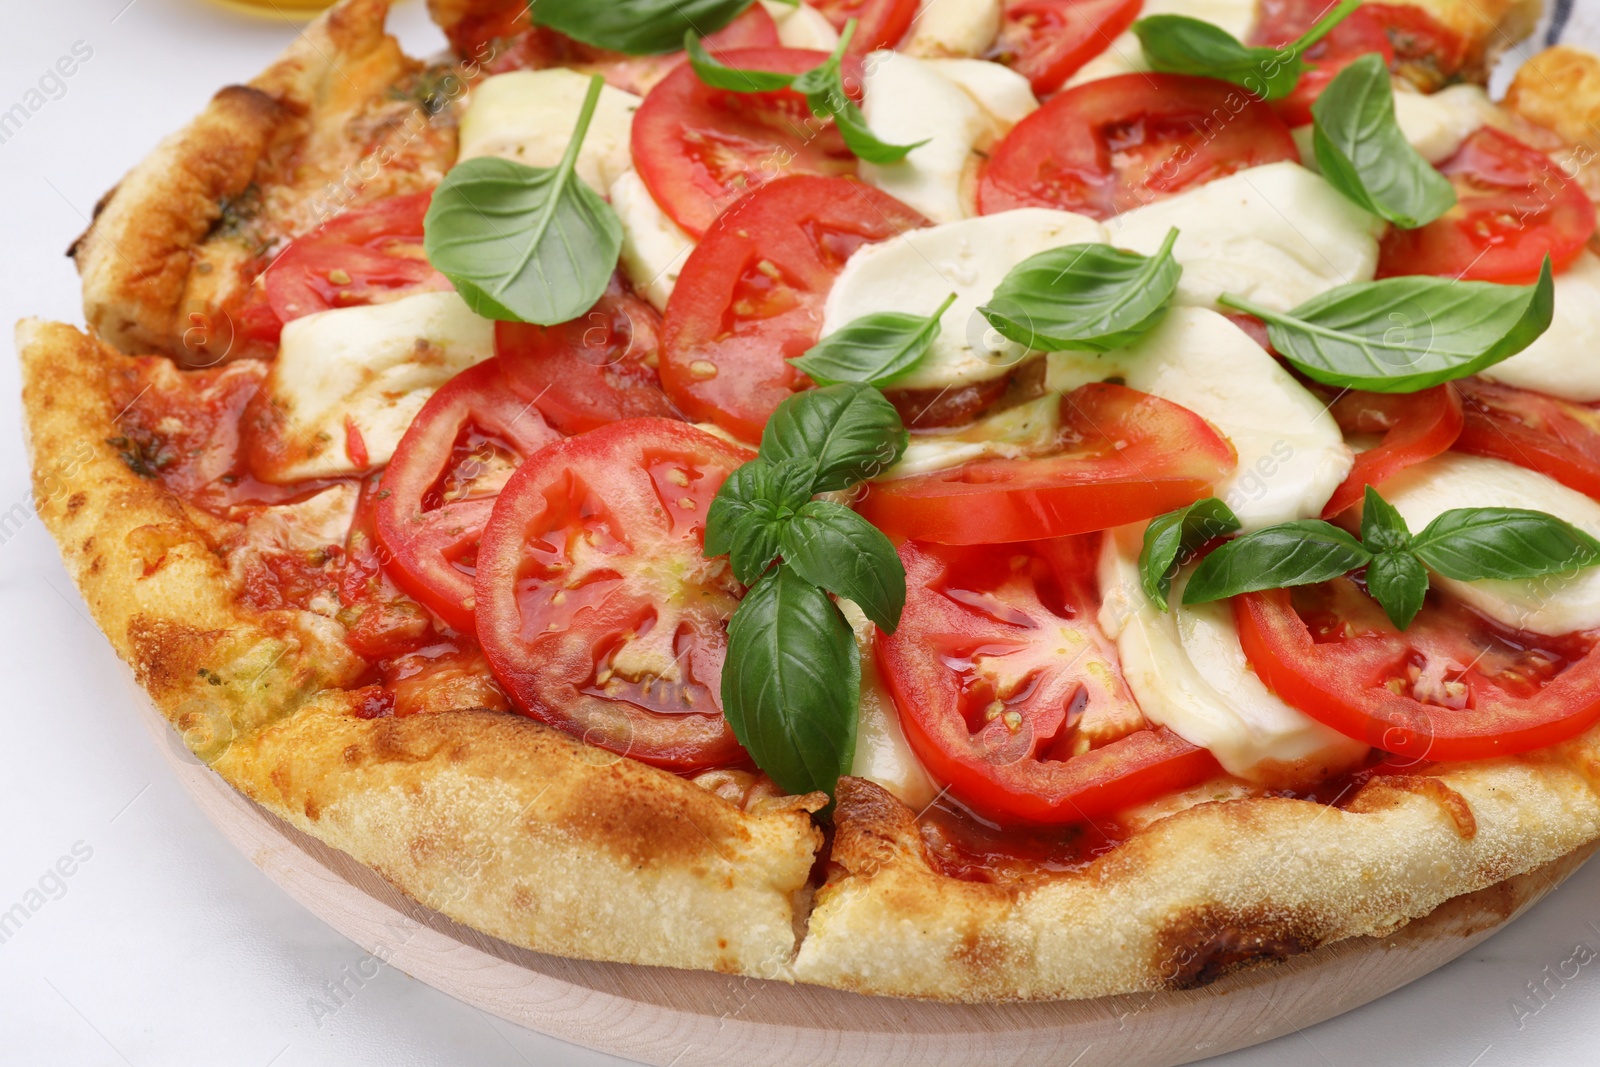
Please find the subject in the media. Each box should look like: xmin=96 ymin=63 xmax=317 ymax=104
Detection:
xmin=24 ymin=0 xmax=1600 ymax=1000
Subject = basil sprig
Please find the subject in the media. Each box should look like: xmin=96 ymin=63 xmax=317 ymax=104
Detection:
xmin=424 ymin=74 xmax=622 ymax=325
xmin=535 ymin=0 xmax=757 ymax=55
xmin=981 ymin=229 xmax=1182 ymax=353
xmin=1133 ymin=0 xmax=1361 ymax=100
xmin=1312 ymin=54 xmax=1456 ymax=228
xmin=1218 ymin=259 xmax=1555 ymax=393
xmin=790 ymin=293 xmax=955 ymax=385
xmin=1177 ymin=486 xmax=1600 ymax=629
xmin=706 ymin=383 xmax=909 ymax=797
xmin=1139 ymin=497 xmax=1242 ymax=611
xmin=684 ymin=21 xmax=925 ymax=163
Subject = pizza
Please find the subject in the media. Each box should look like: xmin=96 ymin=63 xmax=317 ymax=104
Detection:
xmin=23 ymin=0 xmax=1600 ymax=1003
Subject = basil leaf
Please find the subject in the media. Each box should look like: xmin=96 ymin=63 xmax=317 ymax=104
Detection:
xmin=827 ymin=96 xmax=926 ymax=163
xmin=533 ymin=0 xmax=756 ymax=55
xmin=685 ymin=31 xmax=798 ymax=92
xmin=722 ymin=565 xmax=860 ymax=797
xmin=705 ymin=459 xmax=816 ymax=584
xmin=1411 ymin=508 xmax=1600 ymax=581
xmin=1366 ymin=550 xmax=1429 ymax=629
xmin=1183 ymin=520 xmax=1373 ymax=604
xmin=981 ymin=230 xmax=1182 ymax=353
xmin=1219 ymin=259 xmax=1555 ymax=393
xmin=761 ymin=383 xmax=908 ymax=494
xmin=791 ymin=293 xmax=955 ymax=385
xmin=1312 ymin=54 xmax=1456 ymax=228
xmin=1133 ymin=16 xmax=1305 ymax=99
xmin=1359 ymin=484 xmax=1413 ymax=554
xmin=425 ymin=75 xmax=622 ymax=325
xmin=779 ymin=501 xmax=906 ymax=632
xmin=1139 ymin=497 xmax=1242 ymax=611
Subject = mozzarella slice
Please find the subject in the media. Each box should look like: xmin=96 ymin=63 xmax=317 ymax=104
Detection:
xmin=839 ymin=600 xmax=938 ymax=809
xmin=1070 ymin=0 xmax=1258 ymax=85
xmin=882 ymin=394 xmax=1062 ymax=478
xmin=1098 ymin=524 xmax=1370 ymax=783
xmin=1104 ymin=162 xmax=1384 ymax=313
xmin=1479 ymin=251 xmax=1600 ymax=402
xmin=902 ymin=0 xmax=1002 ymax=58
xmin=923 ymin=58 xmax=1039 ymax=125
xmin=759 ymin=0 xmax=841 ymax=48
xmin=264 ymin=291 xmax=496 ymax=482
xmin=860 ymin=51 xmax=990 ymax=223
xmin=1048 ymin=307 xmax=1353 ymax=529
xmin=610 ymin=169 xmax=695 ymax=312
xmin=1377 ymin=453 xmax=1600 ymax=635
xmin=823 ymin=208 xmax=1107 ymax=391
xmin=458 ymin=69 xmax=640 ymax=194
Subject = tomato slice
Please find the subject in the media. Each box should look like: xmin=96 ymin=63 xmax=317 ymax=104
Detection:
xmin=1377 ymin=127 xmax=1597 ymax=284
xmin=859 ymin=383 xmax=1237 ymax=544
xmin=1375 ymin=3 xmax=1470 ymax=90
xmin=1235 ymin=577 xmax=1600 ymax=760
xmin=474 ymin=418 xmax=752 ymax=770
xmin=496 ymin=276 xmax=679 ymax=435
xmin=976 ymin=73 xmax=1299 ymax=219
xmin=992 ymin=0 xmax=1143 ymax=96
xmin=632 ymin=47 xmax=863 ymax=236
xmin=660 ymin=175 xmax=926 ymax=441
xmin=1454 ymin=378 xmax=1600 ymax=501
xmin=374 ymin=360 xmax=562 ymax=633
xmin=1320 ymin=385 xmax=1463 ymax=518
xmin=1250 ymin=0 xmax=1395 ymax=127
xmin=806 ymin=0 xmax=919 ymax=52
xmin=878 ymin=539 xmax=1221 ymax=824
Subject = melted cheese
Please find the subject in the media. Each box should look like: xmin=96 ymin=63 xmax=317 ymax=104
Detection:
xmin=458 ymin=69 xmax=640 ymax=194
xmin=882 ymin=394 xmax=1063 ymax=478
xmin=902 ymin=0 xmax=1002 ymax=58
xmin=859 ymin=51 xmax=990 ymax=223
xmin=1479 ymin=251 xmax=1600 ymax=402
xmin=610 ymin=169 xmax=695 ymax=311
xmin=1104 ymin=162 xmax=1384 ymax=313
xmin=1069 ymin=0 xmax=1258 ymax=85
xmin=923 ymin=58 xmax=1039 ymax=125
xmin=840 ymin=600 xmax=938 ymax=808
xmin=759 ymin=0 xmax=841 ymax=48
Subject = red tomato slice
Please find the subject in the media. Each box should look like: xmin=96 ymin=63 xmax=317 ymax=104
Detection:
xmin=1375 ymin=3 xmax=1470 ymax=89
xmin=976 ymin=73 xmax=1299 ymax=219
xmin=1250 ymin=0 xmax=1394 ymax=127
xmin=1454 ymin=378 xmax=1600 ymax=501
xmin=660 ymin=175 xmax=926 ymax=441
xmin=374 ymin=360 xmax=562 ymax=634
xmin=993 ymin=0 xmax=1143 ymax=96
xmin=1320 ymin=385 xmax=1464 ymax=518
xmin=878 ymin=539 xmax=1221 ymax=824
xmin=632 ymin=47 xmax=864 ymax=236
xmin=1377 ymin=127 xmax=1597 ymax=284
xmin=1235 ymin=577 xmax=1600 ymax=760
xmin=474 ymin=418 xmax=752 ymax=770
xmin=858 ymin=383 xmax=1237 ymax=544
xmin=805 ymin=0 xmax=919 ymax=52
xmin=497 ymin=276 xmax=680 ymax=435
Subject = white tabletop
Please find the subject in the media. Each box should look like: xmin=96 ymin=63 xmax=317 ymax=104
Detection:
xmin=3 ymin=2 xmax=1600 ymax=1064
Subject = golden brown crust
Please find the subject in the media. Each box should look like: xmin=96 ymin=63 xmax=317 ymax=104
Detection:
xmin=1505 ymin=46 xmax=1600 ymax=157
xmin=19 ymin=319 xmax=823 ymax=977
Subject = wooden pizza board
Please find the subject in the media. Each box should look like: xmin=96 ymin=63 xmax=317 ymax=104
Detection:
xmin=133 ymin=684 xmax=1593 ymax=1067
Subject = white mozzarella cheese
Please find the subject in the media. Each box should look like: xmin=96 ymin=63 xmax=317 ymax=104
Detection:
xmin=1377 ymin=453 xmax=1600 ymax=635
xmin=839 ymin=600 xmax=938 ymax=809
xmin=902 ymin=0 xmax=1002 ymax=58
xmin=610 ymin=169 xmax=695 ymax=312
xmin=1480 ymin=251 xmax=1600 ymax=402
xmin=1047 ymin=307 xmax=1352 ymax=529
xmin=823 ymin=208 xmax=1107 ymax=390
xmin=1098 ymin=524 xmax=1370 ymax=782
xmin=1104 ymin=162 xmax=1384 ymax=313
xmin=923 ymin=57 xmax=1039 ymax=125
xmin=860 ymin=51 xmax=990 ymax=223
xmin=759 ymin=0 xmax=842 ymax=48
xmin=458 ymin=69 xmax=641 ymax=194
xmin=1069 ymin=0 xmax=1258 ymax=85
xmin=882 ymin=394 xmax=1062 ymax=478
xmin=266 ymin=291 xmax=496 ymax=481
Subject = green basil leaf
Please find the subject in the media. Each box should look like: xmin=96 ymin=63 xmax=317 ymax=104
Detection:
xmin=1133 ymin=16 xmax=1305 ymax=99
xmin=1359 ymin=484 xmax=1413 ymax=554
xmin=1139 ymin=497 xmax=1242 ymax=611
xmin=685 ymin=30 xmax=798 ymax=91
xmin=1311 ymin=54 xmax=1457 ymax=228
xmin=705 ymin=458 xmax=816 ymax=583
xmin=779 ymin=501 xmax=906 ymax=632
xmin=1411 ymin=508 xmax=1600 ymax=581
xmin=1365 ymin=550 xmax=1430 ymax=629
xmin=981 ymin=230 xmax=1182 ymax=353
xmin=760 ymin=383 xmax=907 ymax=494
xmin=826 ymin=96 xmax=926 ymax=163
xmin=1220 ymin=259 xmax=1555 ymax=393
xmin=533 ymin=0 xmax=756 ymax=54
xmin=1183 ymin=520 xmax=1373 ymax=604
xmin=790 ymin=293 xmax=955 ymax=385
xmin=424 ymin=75 xmax=622 ymax=325
xmin=722 ymin=565 xmax=860 ymax=797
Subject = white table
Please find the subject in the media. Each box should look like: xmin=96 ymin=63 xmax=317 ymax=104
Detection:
xmin=2 ymin=2 xmax=1599 ymax=1063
